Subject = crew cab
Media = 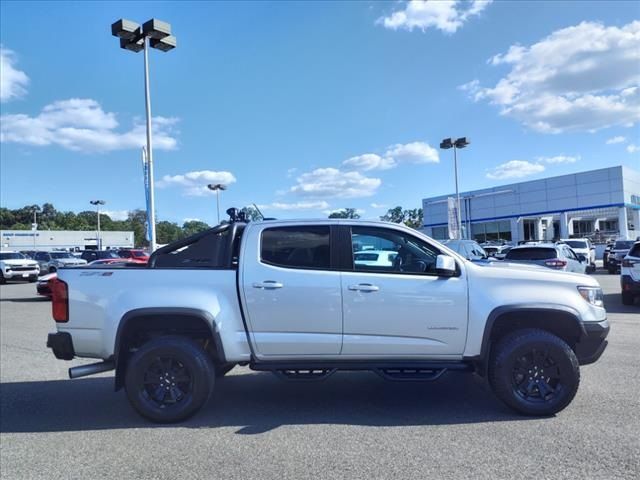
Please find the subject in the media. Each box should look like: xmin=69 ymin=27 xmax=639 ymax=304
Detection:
xmin=47 ymin=215 xmax=609 ymax=423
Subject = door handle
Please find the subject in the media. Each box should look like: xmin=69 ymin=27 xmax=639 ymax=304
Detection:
xmin=348 ymin=283 xmax=379 ymax=292
xmin=252 ymin=281 xmax=284 ymax=289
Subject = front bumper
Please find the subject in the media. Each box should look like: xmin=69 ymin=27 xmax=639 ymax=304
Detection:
xmin=621 ymin=275 xmax=640 ymax=294
xmin=575 ymin=320 xmax=609 ymax=365
xmin=47 ymin=332 xmax=75 ymax=360
xmin=3 ymin=269 xmax=39 ymax=279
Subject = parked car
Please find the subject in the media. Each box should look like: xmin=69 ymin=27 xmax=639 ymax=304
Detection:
xmin=621 ymin=241 xmax=640 ymax=306
xmin=607 ymin=239 xmax=635 ymax=274
xmin=504 ymin=244 xmax=587 ymax=273
xmin=0 ymin=251 xmax=40 ymax=283
xmin=353 ymin=250 xmax=398 ymax=267
xmin=117 ymin=249 xmax=150 ymax=264
xmin=441 ymin=239 xmax=488 ymax=261
xmin=47 ymin=217 xmax=608 ymax=423
xmin=34 ymin=251 xmax=87 ymax=273
xmin=602 ymin=242 xmax=614 ymax=268
xmin=483 ymin=244 xmax=512 ymax=259
xmin=79 ymin=250 xmax=123 ymax=263
xmin=36 ymin=272 xmax=57 ymax=297
xmin=558 ymin=239 xmax=596 ymax=273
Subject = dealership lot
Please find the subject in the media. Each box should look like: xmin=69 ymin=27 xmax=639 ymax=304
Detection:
xmin=1 ymin=273 xmax=638 ymax=480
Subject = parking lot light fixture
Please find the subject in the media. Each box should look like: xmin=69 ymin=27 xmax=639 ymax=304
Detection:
xmin=90 ymin=200 xmax=106 ymax=250
xmin=207 ymin=184 xmax=227 ymax=225
xmin=110 ymin=18 xmax=177 ymax=253
xmin=440 ymin=137 xmax=470 ymax=239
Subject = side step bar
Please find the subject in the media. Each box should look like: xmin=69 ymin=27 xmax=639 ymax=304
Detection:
xmin=69 ymin=360 xmax=115 ymax=379
xmin=251 ymin=360 xmax=472 ymax=382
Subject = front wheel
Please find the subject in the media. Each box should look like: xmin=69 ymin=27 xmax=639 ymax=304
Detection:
xmin=124 ymin=336 xmax=214 ymax=423
xmin=489 ymin=329 xmax=580 ymax=416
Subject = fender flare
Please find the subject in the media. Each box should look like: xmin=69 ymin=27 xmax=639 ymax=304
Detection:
xmin=113 ymin=307 xmax=225 ymax=390
xmin=474 ymin=303 xmax=585 ymax=373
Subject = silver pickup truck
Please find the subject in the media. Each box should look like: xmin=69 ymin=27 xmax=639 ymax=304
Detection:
xmin=47 ymin=214 xmax=609 ymax=423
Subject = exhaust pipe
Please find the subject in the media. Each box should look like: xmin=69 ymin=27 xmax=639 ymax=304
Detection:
xmin=69 ymin=360 xmax=115 ymax=379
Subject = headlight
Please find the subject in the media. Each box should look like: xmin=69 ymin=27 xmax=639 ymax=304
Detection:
xmin=578 ymin=286 xmax=604 ymax=307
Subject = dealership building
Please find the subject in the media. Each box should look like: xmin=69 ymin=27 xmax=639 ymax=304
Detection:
xmin=421 ymin=165 xmax=640 ymax=244
xmin=0 ymin=230 xmax=134 ymax=251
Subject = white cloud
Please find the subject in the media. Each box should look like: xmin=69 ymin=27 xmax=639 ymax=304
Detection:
xmin=342 ymin=153 xmax=396 ymax=171
xmin=183 ymin=217 xmax=203 ymax=223
xmin=290 ymin=167 xmax=381 ymax=198
xmin=606 ymin=135 xmax=626 ymax=144
xmin=377 ymin=0 xmax=492 ymax=34
xmin=157 ymin=170 xmax=237 ymax=197
xmin=286 ymin=167 xmax=298 ymax=178
xmin=384 ymin=141 xmax=439 ymax=164
xmin=463 ymin=21 xmax=640 ymax=133
xmin=258 ymin=201 xmax=330 ymax=211
xmin=537 ymin=155 xmax=580 ymax=164
xmin=627 ymin=144 xmax=640 ymax=153
xmin=370 ymin=203 xmax=388 ymax=209
xmin=102 ymin=210 xmax=129 ymax=221
xmin=341 ymin=141 xmax=439 ymax=172
xmin=0 ymin=47 xmax=29 ymax=102
xmin=1 ymin=98 xmax=179 ymax=152
xmin=486 ymin=160 xmax=545 ymax=180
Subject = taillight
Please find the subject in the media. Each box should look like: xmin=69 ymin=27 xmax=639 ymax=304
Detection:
xmin=622 ymin=259 xmax=638 ymax=267
xmin=50 ymin=278 xmax=69 ymax=322
xmin=545 ymin=259 xmax=567 ymax=269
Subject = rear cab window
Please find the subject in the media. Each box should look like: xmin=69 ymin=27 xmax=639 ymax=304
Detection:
xmin=506 ymin=247 xmax=557 ymax=261
xmin=628 ymin=244 xmax=640 ymax=258
xmin=261 ymin=226 xmax=330 ymax=269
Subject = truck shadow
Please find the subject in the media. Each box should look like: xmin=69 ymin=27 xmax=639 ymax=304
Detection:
xmin=0 ymin=370 xmax=536 ymax=435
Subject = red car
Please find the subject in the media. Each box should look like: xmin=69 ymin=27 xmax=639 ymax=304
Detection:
xmin=117 ymin=249 xmax=149 ymax=264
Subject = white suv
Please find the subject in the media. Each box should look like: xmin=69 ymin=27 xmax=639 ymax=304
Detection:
xmin=0 ymin=251 xmax=40 ymax=283
xmin=558 ymin=238 xmax=595 ymax=272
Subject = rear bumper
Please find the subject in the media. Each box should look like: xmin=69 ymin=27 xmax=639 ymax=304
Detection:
xmin=47 ymin=332 xmax=75 ymax=360
xmin=621 ymin=275 xmax=640 ymax=294
xmin=575 ymin=320 xmax=609 ymax=366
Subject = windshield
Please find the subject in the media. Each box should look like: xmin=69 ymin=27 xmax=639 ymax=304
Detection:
xmin=506 ymin=247 xmax=557 ymax=261
xmin=0 ymin=252 xmax=25 ymax=260
xmin=614 ymin=240 xmax=634 ymax=250
xmin=50 ymin=252 xmax=73 ymax=259
xmin=563 ymin=240 xmax=588 ymax=249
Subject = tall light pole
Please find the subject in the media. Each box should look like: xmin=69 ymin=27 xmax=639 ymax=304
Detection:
xmin=207 ymin=184 xmax=227 ymax=225
xmin=440 ymin=137 xmax=470 ymax=239
xmin=90 ymin=200 xmax=106 ymax=250
xmin=32 ymin=207 xmax=37 ymax=250
xmin=111 ymin=18 xmax=177 ymax=252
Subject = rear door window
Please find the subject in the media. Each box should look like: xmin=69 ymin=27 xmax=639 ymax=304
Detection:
xmin=261 ymin=226 xmax=330 ymax=270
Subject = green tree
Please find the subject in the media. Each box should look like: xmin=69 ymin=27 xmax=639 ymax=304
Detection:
xmin=328 ymin=208 xmax=360 ymax=219
xmin=182 ymin=220 xmax=211 ymax=237
xmin=380 ymin=206 xmax=423 ymax=229
xmin=241 ymin=206 xmax=262 ymax=221
xmin=156 ymin=221 xmax=183 ymax=245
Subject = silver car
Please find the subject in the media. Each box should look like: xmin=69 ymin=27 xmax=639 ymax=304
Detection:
xmin=504 ymin=244 xmax=587 ymax=273
xmin=34 ymin=251 xmax=87 ymax=273
xmin=442 ymin=239 xmax=488 ymax=261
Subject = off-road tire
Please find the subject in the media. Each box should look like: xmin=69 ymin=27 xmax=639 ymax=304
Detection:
xmin=125 ymin=335 xmax=214 ymax=423
xmin=489 ymin=328 xmax=580 ymax=416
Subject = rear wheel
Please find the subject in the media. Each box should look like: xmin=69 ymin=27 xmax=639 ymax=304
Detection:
xmin=622 ymin=292 xmax=634 ymax=306
xmin=489 ymin=329 xmax=580 ymax=416
xmin=125 ymin=336 xmax=214 ymax=423
xmin=49 ymin=266 xmax=57 ymax=273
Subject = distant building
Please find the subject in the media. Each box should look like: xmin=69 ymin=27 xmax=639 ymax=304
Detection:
xmin=0 ymin=230 xmax=134 ymax=251
xmin=422 ymin=165 xmax=640 ymax=244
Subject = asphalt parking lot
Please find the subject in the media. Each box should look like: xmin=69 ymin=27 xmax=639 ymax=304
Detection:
xmin=1 ymin=272 xmax=638 ymax=480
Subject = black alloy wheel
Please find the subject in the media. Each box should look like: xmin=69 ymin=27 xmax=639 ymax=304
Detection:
xmin=125 ymin=336 xmax=214 ymax=423
xmin=489 ymin=329 xmax=580 ymax=416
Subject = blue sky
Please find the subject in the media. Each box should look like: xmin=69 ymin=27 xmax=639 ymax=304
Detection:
xmin=1 ymin=0 xmax=638 ymax=225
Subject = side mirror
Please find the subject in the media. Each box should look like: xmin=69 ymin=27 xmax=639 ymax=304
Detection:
xmin=436 ymin=255 xmax=457 ymax=277
xmin=577 ymin=254 xmax=586 ymax=263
